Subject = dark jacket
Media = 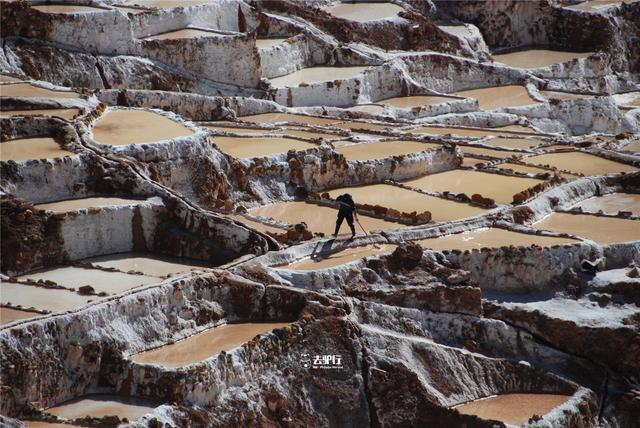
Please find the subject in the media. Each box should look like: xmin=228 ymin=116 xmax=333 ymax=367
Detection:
xmin=336 ymin=194 xmax=356 ymax=216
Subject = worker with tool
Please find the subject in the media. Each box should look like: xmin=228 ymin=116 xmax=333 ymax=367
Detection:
xmin=333 ymin=193 xmax=359 ymax=239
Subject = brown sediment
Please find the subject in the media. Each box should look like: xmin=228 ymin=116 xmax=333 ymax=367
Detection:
xmin=239 ymin=113 xmax=341 ymax=125
xmin=85 ymin=253 xmax=210 ymax=277
xmin=334 ymin=121 xmax=393 ymax=132
xmin=533 ymin=212 xmax=640 ymax=243
xmin=322 ymin=2 xmax=404 ymax=22
xmin=406 ymin=125 xmax=534 ymax=137
xmin=417 ymin=227 xmax=578 ymax=251
xmin=0 ymin=283 xmax=92 ymax=312
xmin=31 ymin=5 xmax=106 ymax=14
xmin=0 ymin=83 xmax=79 ymax=99
xmin=495 ymin=162 xmax=551 ymax=175
xmin=483 ymin=138 xmax=544 ymax=149
xmin=130 ymin=323 xmax=290 ymax=367
xmin=336 ymin=140 xmax=440 ymax=160
xmin=92 ymin=109 xmax=193 ymax=146
xmin=0 ymin=138 xmax=75 ymax=161
xmin=328 ymin=184 xmax=487 ymax=222
xmin=405 ymin=170 xmax=543 ymax=204
xmin=0 ymin=307 xmax=38 ymax=325
xmin=210 ymin=136 xmax=318 ymax=158
xmin=46 ymin=394 xmax=158 ymax=421
xmin=565 ymin=0 xmax=631 ymax=10
xmin=0 ymin=109 xmax=80 ymax=119
xmin=454 ymin=85 xmax=538 ymax=110
xmin=144 ymin=28 xmax=221 ymax=41
xmin=35 ymin=197 xmax=146 ymax=213
xmin=286 ymin=244 xmax=396 ymax=271
xmin=227 ymin=214 xmax=287 ymax=234
xmin=377 ymin=95 xmax=454 ymax=108
xmin=268 ymin=66 xmax=369 ymax=87
xmin=248 ymin=201 xmax=403 ymax=234
xmin=526 ymin=152 xmax=638 ymax=176
xmin=23 ymin=422 xmax=72 ymax=428
xmin=349 ymin=104 xmax=387 ymax=114
xmin=492 ymin=49 xmax=593 ymax=68
xmin=124 ymin=0 xmax=216 ymax=8
xmin=573 ymin=193 xmax=640 ymax=215
xmin=0 ymin=75 xmax=23 ymax=82
xmin=202 ymin=124 xmax=271 ymax=134
xmin=622 ymin=140 xmax=639 ymax=153
xmin=461 ymin=146 xmax=518 ymax=159
xmin=256 ymin=38 xmax=289 ymax=49
xmin=454 ymin=393 xmax=570 ymax=426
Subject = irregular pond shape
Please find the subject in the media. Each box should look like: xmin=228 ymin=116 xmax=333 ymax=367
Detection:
xmin=526 ymin=152 xmax=638 ymax=176
xmin=35 ymin=197 xmax=147 ymax=213
xmin=572 ymin=193 xmax=640 ymax=216
xmin=533 ymin=212 xmax=640 ymax=243
xmin=286 ymin=244 xmax=396 ymax=271
xmin=454 ymin=85 xmax=538 ymax=110
xmin=92 ymin=109 xmax=193 ymax=146
xmin=336 ymin=140 xmax=440 ymax=160
xmin=0 ymin=108 xmax=80 ymax=119
xmin=493 ymin=49 xmax=593 ymax=68
xmin=85 ymin=253 xmax=210 ymax=277
xmin=210 ymin=136 xmax=318 ymax=158
xmin=269 ymin=66 xmax=369 ymax=87
xmin=46 ymin=394 xmax=158 ymax=421
xmin=0 ymin=283 xmax=93 ymax=313
xmin=323 ymin=2 xmax=404 ymax=22
xmin=1 ymin=137 xmax=75 ymax=161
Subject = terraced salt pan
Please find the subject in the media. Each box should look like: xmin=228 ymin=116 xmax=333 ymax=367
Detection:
xmin=377 ymin=95 xmax=454 ymax=108
xmin=286 ymin=244 xmax=396 ymax=271
xmin=210 ymin=136 xmax=318 ymax=158
xmin=0 ymin=283 xmax=92 ymax=312
xmin=0 ymin=307 xmax=39 ymax=325
xmin=335 ymin=121 xmax=393 ymax=132
xmin=461 ymin=146 xmax=519 ymax=159
xmin=203 ymin=124 xmax=271 ymax=134
xmin=0 ymin=83 xmax=79 ymax=99
xmin=126 ymin=0 xmax=216 ymax=7
xmin=613 ymin=92 xmax=640 ymax=109
xmin=248 ymin=201 xmax=403 ymax=235
xmin=496 ymin=162 xmax=551 ymax=175
xmin=328 ymin=184 xmax=488 ymax=222
xmin=227 ymin=215 xmax=286 ymax=234
xmin=130 ymin=323 xmax=290 ymax=367
xmin=454 ymin=85 xmax=538 ymax=110
xmin=46 ymin=395 xmax=157 ymax=421
xmin=336 ymin=140 xmax=440 ymax=160
xmin=492 ymin=49 xmax=593 ymax=68
xmin=1 ymin=137 xmax=75 ymax=161
xmin=622 ymin=140 xmax=640 ymax=153
xmin=526 ymin=152 xmax=638 ymax=176
xmin=277 ymin=128 xmax=339 ymax=140
xmin=533 ymin=212 xmax=640 ymax=243
xmin=35 ymin=197 xmax=146 ymax=213
xmin=323 ymin=2 xmax=404 ymax=22
xmin=85 ymin=253 xmax=209 ymax=277
xmin=17 ymin=267 xmax=160 ymax=295
xmin=240 ymin=113 xmax=341 ymax=126
xmin=0 ymin=75 xmax=23 ymax=82
xmin=407 ymin=125 xmax=534 ymax=137
xmin=144 ymin=28 xmax=220 ymax=40
xmin=405 ymin=170 xmax=543 ymax=204
xmin=0 ymin=109 xmax=80 ymax=119
xmin=454 ymin=393 xmax=570 ymax=426
xmin=269 ymin=66 xmax=369 ymax=87
xmin=417 ymin=227 xmax=578 ymax=251
xmin=573 ymin=193 xmax=640 ymax=216
xmin=541 ymin=90 xmax=592 ymax=101
xmin=565 ymin=0 xmax=634 ymax=10
xmin=31 ymin=5 xmax=107 ymax=14
xmin=256 ymin=38 xmax=289 ymax=49
xmin=483 ymin=138 xmax=544 ymax=149
xmin=92 ymin=109 xmax=193 ymax=146
xmin=23 ymin=421 xmax=71 ymax=428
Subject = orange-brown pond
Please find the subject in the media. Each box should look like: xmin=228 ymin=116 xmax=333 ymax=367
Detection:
xmin=125 ymin=0 xmax=216 ymax=8
xmin=377 ymin=95 xmax=454 ymax=108
xmin=210 ymin=136 xmax=318 ymax=158
xmin=202 ymin=124 xmax=271 ymax=134
xmin=92 ymin=109 xmax=193 ymax=146
xmin=239 ymin=113 xmax=341 ymax=126
xmin=336 ymin=140 xmax=440 ymax=160
xmin=328 ymin=184 xmax=488 ymax=222
xmin=454 ymin=85 xmax=538 ymax=110
xmin=256 ymin=38 xmax=289 ymax=49
xmin=23 ymin=421 xmax=73 ymax=428
xmin=483 ymin=137 xmax=544 ymax=149
xmin=526 ymin=152 xmax=638 ymax=176
xmin=493 ymin=49 xmax=593 ymax=68
xmin=35 ymin=197 xmax=145 ymax=213
xmin=461 ymin=146 xmax=519 ymax=159
xmin=286 ymin=244 xmax=396 ymax=270
xmin=130 ymin=323 xmax=290 ymax=367
xmin=495 ymin=162 xmax=551 ymax=175
xmin=0 ymin=283 xmax=92 ymax=312
xmin=46 ymin=395 xmax=158 ymax=421
xmin=248 ymin=201 xmax=403 ymax=234
xmin=0 ymin=83 xmax=80 ymax=99
xmin=144 ymin=28 xmax=220 ymax=40
xmin=0 ymin=108 xmax=80 ymax=119
xmin=32 ymin=5 xmax=107 ymax=13
xmin=277 ymin=127 xmax=339 ymax=140
xmin=0 ymin=307 xmax=39 ymax=325
xmin=573 ymin=193 xmax=640 ymax=216
xmin=533 ymin=212 xmax=640 ymax=243
xmin=622 ymin=140 xmax=640 ymax=153
xmin=406 ymin=125 xmax=535 ymax=138
xmin=269 ymin=66 xmax=369 ymax=87
xmin=417 ymin=227 xmax=578 ymax=251
xmin=454 ymin=393 xmax=571 ymax=426
xmin=323 ymin=2 xmax=404 ymax=22
xmin=1 ymin=137 xmax=75 ymax=161
xmin=85 ymin=253 xmax=209 ymax=277
xmin=405 ymin=170 xmax=543 ymax=204
xmin=566 ymin=0 xmax=632 ymax=10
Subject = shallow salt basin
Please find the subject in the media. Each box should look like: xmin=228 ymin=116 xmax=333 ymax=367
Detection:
xmin=622 ymin=140 xmax=640 ymax=153
xmin=336 ymin=140 xmax=440 ymax=160
xmin=35 ymin=196 xmax=146 ymax=213
xmin=228 ymin=214 xmax=287 ymax=234
xmin=573 ymin=193 xmax=640 ymax=216
xmin=203 ymin=124 xmax=271 ymax=134
xmin=269 ymin=66 xmax=369 ymax=87
xmin=493 ymin=49 xmax=593 ymax=68
xmin=0 ymin=307 xmax=39 ymax=325
xmin=418 ymin=227 xmax=578 ymax=251
xmin=256 ymin=38 xmax=289 ymax=49
xmin=276 ymin=127 xmax=339 ymax=140
xmin=495 ymin=162 xmax=551 ymax=175
xmin=335 ymin=122 xmax=394 ymax=133
xmin=126 ymin=0 xmax=216 ymax=8
xmin=85 ymin=253 xmax=210 ymax=276
xmin=328 ymin=184 xmax=488 ymax=222
xmin=541 ymin=90 xmax=592 ymax=101
xmin=349 ymin=104 xmax=387 ymax=114
xmin=483 ymin=137 xmax=544 ymax=149
xmin=130 ymin=323 xmax=289 ymax=367
xmin=0 ymin=108 xmax=80 ymax=119
xmin=405 ymin=170 xmax=543 ymax=204
xmin=240 ymin=113 xmax=341 ymax=126
xmin=23 ymin=421 xmax=71 ymax=428
xmin=0 ymin=83 xmax=80 ymax=99
xmin=211 ymin=136 xmax=318 ymax=158
xmin=0 ymin=283 xmax=92 ymax=312
xmin=144 ymin=28 xmax=220 ymax=40
xmin=31 ymin=5 xmax=107 ymax=14
xmin=526 ymin=152 xmax=638 ymax=176
xmin=248 ymin=201 xmax=403 ymax=235
xmin=377 ymin=95 xmax=454 ymax=108
xmin=454 ymin=393 xmax=571 ymax=426
xmin=323 ymin=2 xmax=403 ymax=22
xmin=454 ymin=85 xmax=538 ymax=110
xmin=92 ymin=109 xmax=193 ymax=146
xmin=46 ymin=395 xmax=157 ymax=421
xmin=565 ymin=0 xmax=633 ymax=10
xmin=1 ymin=137 xmax=75 ymax=161
xmin=0 ymin=75 xmax=23 ymax=82
xmin=18 ymin=267 xmax=160 ymax=295
xmin=286 ymin=244 xmax=396 ymax=271
xmin=533 ymin=212 xmax=640 ymax=243
xmin=461 ymin=146 xmax=519 ymax=159
xmin=407 ymin=125 xmax=534 ymax=138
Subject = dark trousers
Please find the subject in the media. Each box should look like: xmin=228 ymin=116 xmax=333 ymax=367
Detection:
xmin=335 ymin=212 xmax=356 ymax=236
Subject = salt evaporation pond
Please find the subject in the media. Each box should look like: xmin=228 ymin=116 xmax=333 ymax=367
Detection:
xmin=1 ymin=138 xmax=75 ymax=161
xmin=418 ymin=228 xmax=578 ymax=251
xmin=46 ymin=395 xmax=158 ymax=421
xmin=211 ymin=136 xmax=318 ymax=158
xmin=92 ymin=109 xmax=193 ymax=146
xmin=269 ymin=66 xmax=369 ymax=87
xmin=144 ymin=28 xmax=220 ymax=40
xmin=35 ymin=197 xmax=146 ymax=212
xmin=322 ymin=2 xmax=404 ymax=22
xmin=256 ymin=38 xmax=289 ymax=49
xmin=573 ymin=193 xmax=640 ymax=216
xmin=492 ymin=49 xmax=593 ymax=68
xmin=377 ymin=95 xmax=454 ymax=108
xmin=407 ymin=125 xmax=534 ymax=137
xmin=533 ymin=212 xmax=640 ymax=243
xmin=336 ymin=140 xmax=440 ymax=160
xmin=0 ymin=283 xmax=92 ymax=313
xmin=526 ymin=152 xmax=638 ymax=176
xmin=0 ymin=307 xmax=39 ymax=325
xmin=454 ymin=85 xmax=538 ymax=110
xmin=286 ymin=245 xmax=396 ymax=271
xmin=32 ymin=5 xmax=107 ymax=14
xmin=240 ymin=113 xmax=341 ymax=125
xmin=0 ymin=83 xmax=79 ymax=99
xmin=86 ymin=253 xmax=209 ymax=276
xmin=0 ymin=109 xmax=80 ymax=119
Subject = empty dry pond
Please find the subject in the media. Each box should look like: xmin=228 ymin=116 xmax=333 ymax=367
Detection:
xmin=377 ymin=95 xmax=454 ymax=108
xmin=525 ymin=152 xmax=638 ymax=176
xmin=0 ymin=137 xmax=74 ymax=161
xmin=92 ymin=109 xmax=193 ymax=146
xmin=417 ymin=228 xmax=578 ymax=251
xmin=533 ymin=212 xmax=640 ymax=243
xmin=211 ymin=136 xmax=318 ymax=158
xmin=35 ymin=197 xmax=146 ymax=213
xmin=256 ymin=38 xmax=289 ymax=49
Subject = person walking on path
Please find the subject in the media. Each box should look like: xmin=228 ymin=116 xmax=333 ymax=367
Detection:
xmin=334 ymin=193 xmax=358 ymax=239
